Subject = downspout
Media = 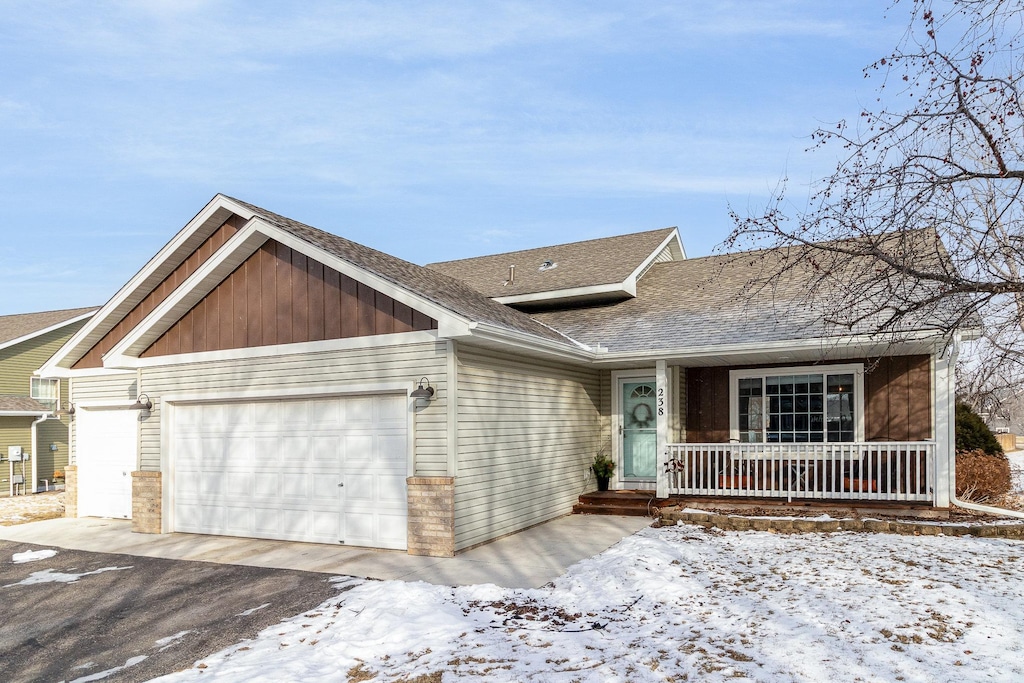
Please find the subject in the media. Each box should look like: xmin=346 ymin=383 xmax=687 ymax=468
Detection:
xmin=942 ymin=334 xmax=1024 ymax=519
xmin=30 ymin=413 xmax=52 ymax=494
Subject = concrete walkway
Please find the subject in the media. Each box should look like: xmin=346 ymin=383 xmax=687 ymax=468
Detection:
xmin=0 ymin=514 xmax=651 ymax=588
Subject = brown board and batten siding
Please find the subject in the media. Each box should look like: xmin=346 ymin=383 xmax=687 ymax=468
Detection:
xmin=135 ymin=341 xmax=450 ymax=475
xmin=142 ymin=241 xmax=437 ymax=358
xmin=685 ymin=356 xmax=933 ymax=442
xmin=453 ymin=345 xmax=600 ymax=552
xmin=73 ymin=216 xmax=244 ymax=369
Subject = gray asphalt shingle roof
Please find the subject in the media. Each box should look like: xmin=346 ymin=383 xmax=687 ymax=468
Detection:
xmin=531 ymin=231 xmax=968 ymax=353
xmin=0 ymin=307 xmax=98 ymax=348
xmin=227 ymin=197 xmax=572 ymax=345
xmin=0 ymin=395 xmax=49 ymax=413
xmin=425 ymin=228 xmax=677 ymax=298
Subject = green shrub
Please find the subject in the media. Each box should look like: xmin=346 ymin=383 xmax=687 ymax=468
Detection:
xmin=955 ymin=402 xmax=1004 ymax=456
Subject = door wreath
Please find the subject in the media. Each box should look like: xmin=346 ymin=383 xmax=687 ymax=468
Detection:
xmin=630 ymin=402 xmax=654 ymax=428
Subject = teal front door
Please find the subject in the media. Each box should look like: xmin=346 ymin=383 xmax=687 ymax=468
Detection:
xmin=621 ymin=380 xmax=657 ymax=480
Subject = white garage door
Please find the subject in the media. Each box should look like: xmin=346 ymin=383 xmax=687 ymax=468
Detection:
xmin=76 ymin=408 xmax=137 ymax=519
xmin=171 ymin=394 xmax=408 ymax=549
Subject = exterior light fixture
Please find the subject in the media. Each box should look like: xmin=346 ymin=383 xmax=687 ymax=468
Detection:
xmin=130 ymin=393 xmax=153 ymax=411
xmin=410 ymin=378 xmax=435 ymax=401
xmin=65 ymin=402 xmax=76 ymax=416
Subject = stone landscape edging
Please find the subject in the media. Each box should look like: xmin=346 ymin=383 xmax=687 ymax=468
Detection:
xmin=660 ymin=510 xmax=1024 ymax=539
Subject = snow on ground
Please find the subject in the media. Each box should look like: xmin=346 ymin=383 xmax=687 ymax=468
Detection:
xmin=155 ymin=525 xmax=1024 ymax=683
xmin=2 ymin=565 xmax=132 ymax=587
xmin=0 ymin=491 xmax=64 ymax=525
xmin=11 ymin=548 xmax=57 ymax=563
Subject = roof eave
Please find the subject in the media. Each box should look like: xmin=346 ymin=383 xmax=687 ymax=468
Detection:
xmin=0 ymin=310 xmax=97 ymax=353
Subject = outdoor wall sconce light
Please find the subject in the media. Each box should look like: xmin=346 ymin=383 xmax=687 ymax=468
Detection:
xmin=130 ymin=393 xmax=153 ymax=411
xmin=410 ymin=378 xmax=435 ymax=401
xmin=65 ymin=402 xmax=76 ymax=416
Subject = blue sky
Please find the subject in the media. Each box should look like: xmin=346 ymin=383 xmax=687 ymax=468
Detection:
xmin=0 ymin=1 xmax=905 ymax=315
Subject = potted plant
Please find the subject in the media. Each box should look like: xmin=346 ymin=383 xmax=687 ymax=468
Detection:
xmin=592 ymin=453 xmax=615 ymax=491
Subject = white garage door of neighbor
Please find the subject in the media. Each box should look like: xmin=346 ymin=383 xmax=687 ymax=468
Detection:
xmin=171 ymin=394 xmax=409 ymax=549
xmin=76 ymin=408 xmax=138 ymax=519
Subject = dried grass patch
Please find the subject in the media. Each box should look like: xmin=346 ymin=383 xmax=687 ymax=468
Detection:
xmin=957 ymin=449 xmax=1012 ymax=502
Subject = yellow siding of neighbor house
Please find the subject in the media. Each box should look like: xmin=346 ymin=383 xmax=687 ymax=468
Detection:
xmin=453 ymin=344 xmax=600 ymax=551
xmin=0 ymin=320 xmax=87 ymax=493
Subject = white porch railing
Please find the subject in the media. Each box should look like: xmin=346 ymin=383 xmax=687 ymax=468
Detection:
xmin=664 ymin=442 xmax=935 ymax=503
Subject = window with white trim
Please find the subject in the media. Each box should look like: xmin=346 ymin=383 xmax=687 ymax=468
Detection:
xmin=731 ymin=364 xmax=863 ymax=444
xmin=30 ymin=377 xmax=58 ymax=411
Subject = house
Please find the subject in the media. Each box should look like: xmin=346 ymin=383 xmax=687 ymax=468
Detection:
xmin=1 ymin=307 xmax=96 ymax=496
xmin=38 ymin=195 xmax=968 ymax=557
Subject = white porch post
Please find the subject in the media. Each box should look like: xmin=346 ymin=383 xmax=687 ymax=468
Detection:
xmin=656 ymin=360 xmax=670 ymax=498
xmin=934 ymin=347 xmax=954 ymax=508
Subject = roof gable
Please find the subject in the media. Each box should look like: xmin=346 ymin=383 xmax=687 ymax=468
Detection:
xmin=0 ymin=307 xmax=97 ymax=352
xmin=140 ymin=239 xmax=437 ymax=358
xmin=425 ymin=227 xmax=684 ymax=307
xmin=43 ymin=195 xmax=579 ymax=374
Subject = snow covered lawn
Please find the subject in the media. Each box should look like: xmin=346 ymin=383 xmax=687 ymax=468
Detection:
xmin=0 ymin=491 xmax=64 ymax=525
xmin=155 ymin=523 xmax=1024 ymax=682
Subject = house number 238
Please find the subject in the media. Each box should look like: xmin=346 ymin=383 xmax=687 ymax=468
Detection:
xmin=657 ymin=388 xmax=665 ymax=416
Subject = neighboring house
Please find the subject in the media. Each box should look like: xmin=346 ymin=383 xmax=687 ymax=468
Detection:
xmin=0 ymin=307 xmax=96 ymax=496
xmin=39 ymin=195 xmax=969 ymax=557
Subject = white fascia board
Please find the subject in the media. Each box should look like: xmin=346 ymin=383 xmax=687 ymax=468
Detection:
xmin=264 ymin=223 xmax=475 ymax=335
xmin=112 ymin=330 xmax=440 ymax=369
xmin=467 ymin=323 xmax=594 ymax=364
xmin=0 ymin=410 xmax=48 ymax=417
xmin=590 ymin=330 xmax=948 ymax=366
xmin=493 ymin=282 xmax=631 ymax=305
xmin=0 ymin=311 xmax=97 ymax=354
xmin=37 ymin=366 xmax=136 ymax=379
xmin=39 ymin=194 xmax=256 ymax=375
xmin=102 ymin=223 xmax=270 ymax=366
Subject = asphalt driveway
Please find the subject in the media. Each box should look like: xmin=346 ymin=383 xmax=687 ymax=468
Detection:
xmin=0 ymin=541 xmax=343 ymax=683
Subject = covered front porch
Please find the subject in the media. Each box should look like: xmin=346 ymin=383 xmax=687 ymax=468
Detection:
xmin=605 ymin=349 xmax=955 ymax=508
xmin=664 ymin=441 xmax=935 ymax=503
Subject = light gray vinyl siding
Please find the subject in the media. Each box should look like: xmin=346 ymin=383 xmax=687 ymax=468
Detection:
xmin=136 ymin=341 xmax=448 ymax=474
xmin=68 ymin=372 xmax=139 ymax=465
xmin=453 ymin=344 xmax=600 ymax=551
xmin=599 ymin=369 xmax=612 ymax=455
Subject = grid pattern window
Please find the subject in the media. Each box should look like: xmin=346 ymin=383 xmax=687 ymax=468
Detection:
xmin=30 ymin=377 xmax=58 ymax=411
xmin=733 ymin=367 xmax=860 ymax=444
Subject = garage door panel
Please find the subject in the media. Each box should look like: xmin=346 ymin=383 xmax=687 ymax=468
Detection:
xmin=343 ymin=434 xmax=373 ymax=460
xmin=173 ymin=395 xmax=407 ymax=549
xmin=378 ymin=395 xmax=406 ymax=422
xmin=345 ymin=474 xmax=375 ymax=502
xmin=311 ymin=477 xmax=341 ymax=500
xmin=377 ymin=475 xmax=408 ymax=504
xmin=311 ymin=436 xmax=339 ymax=462
xmin=345 ymin=397 xmax=373 ymax=423
xmin=377 ymin=512 xmax=408 ymax=549
xmin=311 ymin=399 xmax=342 ymax=425
xmin=378 ymin=434 xmax=407 ymax=462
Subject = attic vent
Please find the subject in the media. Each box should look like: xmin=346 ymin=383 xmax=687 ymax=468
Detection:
xmin=504 ymin=265 xmax=516 ymax=286
xmin=538 ymin=260 xmax=557 ymax=272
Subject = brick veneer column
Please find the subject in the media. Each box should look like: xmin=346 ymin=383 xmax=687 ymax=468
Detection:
xmin=63 ymin=465 xmax=78 ymax=518
xmin=406 ymin=476 xmax=455 ymax=557
xmin=131 ymin=471 xmax=162 ymax=534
